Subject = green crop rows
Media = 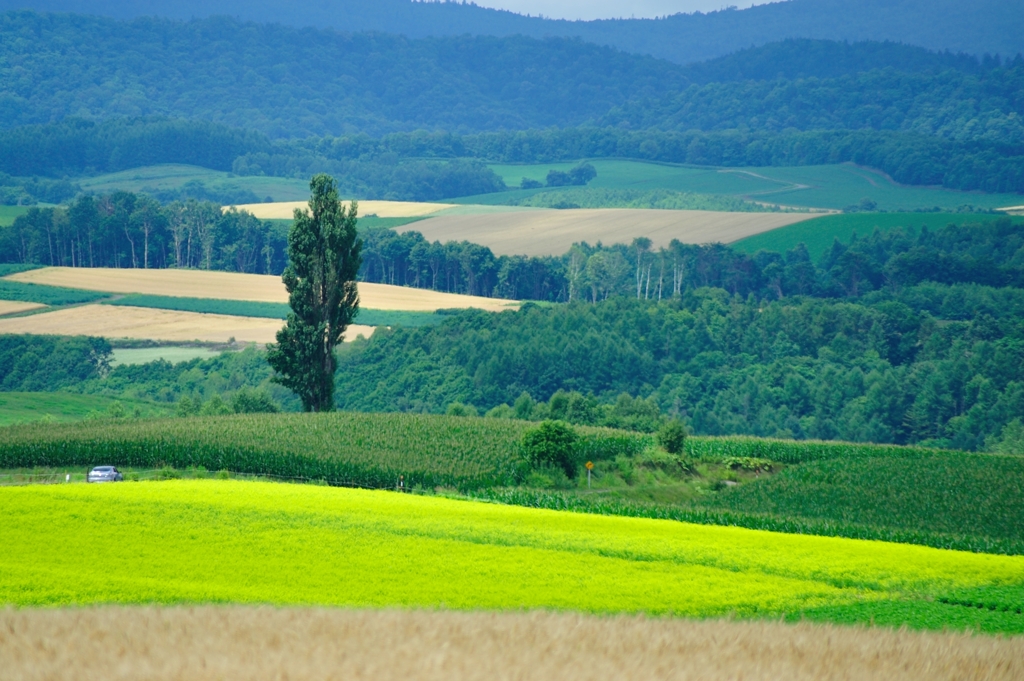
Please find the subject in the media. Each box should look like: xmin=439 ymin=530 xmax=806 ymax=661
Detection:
xmin=707 ymin=456 xmax=1024 ymax=546
xmin=0 ymin=414 xmax=655 ymax=490
xmin=2 ymin=414 xmax=1018 ymax=556
xmin=680 ymin=435 xmax=954 ymax=464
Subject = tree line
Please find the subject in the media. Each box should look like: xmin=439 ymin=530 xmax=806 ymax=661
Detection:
xmin=4 ymin=120 xmax=1019 ymax=203
xmin=230 ymin=127 xmax=1024 ymax=196
xmin=1 ymin=194 xmax=289 ymax=273
xmin=360 ymin=216 xmax=1024 ymax=301
xmin=5 ymin=193 xmax=1023 ymax=305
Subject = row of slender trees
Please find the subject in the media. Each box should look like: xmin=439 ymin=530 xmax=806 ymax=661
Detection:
xmin=5 ymin=191 xmax=1022 ymax=307
xmin=1 ymin=194 xmax=289 ymax=274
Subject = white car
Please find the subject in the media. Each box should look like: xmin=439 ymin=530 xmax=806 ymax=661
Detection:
xmin=87 ymin=466 xmax=123 ymax=483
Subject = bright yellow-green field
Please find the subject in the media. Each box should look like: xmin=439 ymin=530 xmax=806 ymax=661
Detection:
xmin=3 ymin=480 xmax=1024 ymax=630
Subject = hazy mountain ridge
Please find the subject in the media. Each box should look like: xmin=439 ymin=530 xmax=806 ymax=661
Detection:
xmin=3 ymin=11 xmax=1020 ymax=142
xmin=0 ymin=0 xmax=1020 ymax=64
xmin=0 ymin=12 xmax=689 ymax=137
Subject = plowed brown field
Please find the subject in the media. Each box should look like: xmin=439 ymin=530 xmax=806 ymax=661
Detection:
xmin=410 ymin=208 xmax=819 ymax=256
xmin=0 ymin=301 xmax=45 ymax=316
xmin=230 ymin=200 xmax=454 ymax=219
xmin=2 ymin=607 xmax=1020 ymax=681
xmin=0 ymin=304 xmax=374 ymax=344
xmin=3 ymin=268 xmax=516 ymax=312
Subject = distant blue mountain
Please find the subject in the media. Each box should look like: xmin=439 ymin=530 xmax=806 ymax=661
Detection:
xmin=0 ymin=0 xmax=1020 ymax=64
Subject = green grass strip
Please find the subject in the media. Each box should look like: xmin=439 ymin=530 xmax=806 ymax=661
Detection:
xmin=106 ymin=295 xmax=445 ymax=326
xmin=0 ymin=280 xmax=107 ymax=306
xmin=0 ymin=264 xmax=42 ymax=277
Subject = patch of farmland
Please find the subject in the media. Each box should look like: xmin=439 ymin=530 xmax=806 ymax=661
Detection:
xmin=3 ymin=414 xmax=1023 ymax=555
xmin=77 ymin=164 xmax=313 ymax=202
xmin=707 ymin=455 xmax=1024 ymax=547
xmin=0 ymin=300 xmax=45 ymax=316
xmin=0 ymin=303 xmax=376 ymax=344
xmin=0 ymin=412 xmax=543 ymax=489
xmin=110 ymin=346 xmax=224 ymax=366
xmin=487 ymin=160 xmax=1024 ymax=212
xmin=409 ymin=208 xmax=818 ymax=257
xmin=2 ymin=480 xmax=1024 ymax=635
xmin=3 ymin=609 xmax=1022 ymax=681
xmin=231 ymin=200 xmax=455 ymax=219
xmin=0 ymin=205 xmax=30 ymax=227
xmin=3 ymin=268 xmax=517 ymax=312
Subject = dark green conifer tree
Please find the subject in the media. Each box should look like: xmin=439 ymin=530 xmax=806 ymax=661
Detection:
xmin=267 ymin=174 xmax=362 ymax=411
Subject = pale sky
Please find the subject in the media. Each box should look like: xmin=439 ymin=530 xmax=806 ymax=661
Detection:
xmin=467 ymin=0 xmax=767 ymax=21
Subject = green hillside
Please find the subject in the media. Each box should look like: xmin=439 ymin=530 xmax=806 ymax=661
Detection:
xmin=0 ymin=392 xmax=172 ymax=426
xmin=733 ymin=212 xmax=1024 ymax=260
xmin=77 ymin=165 xmax=312 ymax=203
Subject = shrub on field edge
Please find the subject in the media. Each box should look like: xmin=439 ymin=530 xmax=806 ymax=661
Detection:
xmin=657 ymin=419 xmax=689 ymax=454
xmin=446 ymin=402 xmax=478 ymax=417
xmin=200 ymin=395 xmax=232 ymax=416
xmin=233 ymin=387 xmax=280 ymax=414
xmin=522 ymin=420 xmax=579 ymax=479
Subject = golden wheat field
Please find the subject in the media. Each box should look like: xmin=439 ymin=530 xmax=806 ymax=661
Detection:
xmin=0 ymin=301 xmax=45 ymax=316
xmin=1 ymin=607 xmax=1020 ymax=681
xmin=229 ymin=200 xmax=455 ymax=219
xmin=3 ymin=268 xmax=516 ymax=312
xmin=0 ymin=304 xmax=375 ymax=344
xmin=410 ymin=208 xmax=819 ymax=257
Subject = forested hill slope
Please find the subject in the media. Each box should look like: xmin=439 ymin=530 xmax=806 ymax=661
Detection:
xmin=0 ymin=0 xmax=1020 ymax=64
xmin=681 ymin=39 xmax=1004 ymax=84
xmin=2 ymin=12 xmax=1021 ymax=144
xmin=0 ymin=12 xmax=688 ymax=137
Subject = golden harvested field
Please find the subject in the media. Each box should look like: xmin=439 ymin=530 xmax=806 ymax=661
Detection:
xmin=0 ymin=304 xmax=374 ymax=344
xmin=411 ymin=208 xmax=818 ymax=256
xmin=2 ymin=607 xmax=1021 ymax=681
xmin=3 ymin=268 xmax=516 ymax=312
xmin=230 ymin=200 xmax=455 ymax=219
xmin=0 ymin=301 xmax=45 ymax=316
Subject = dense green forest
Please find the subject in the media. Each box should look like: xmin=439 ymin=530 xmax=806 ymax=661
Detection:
xmin=1 ymin=195 xmax=289 ymax=272
xmin=4 ymin=0 xmax=1020 ymax=65
xmin=2 ymin=20 xmax=1022 ymax=196
xmin=5 ymin=276 xmax=1022 ymax=451
xmin=0 ymin=13 xmax=1016 ymax=143
xmin=332 ymin=287 xmax=1024 ymax=452
xmin=601 ymin=64 xmax=1024 ymax=146
xmin=0 ymin=11 xmax=689 ymax=137
xmin=3 ymin=218 xmax=1023 ymax=452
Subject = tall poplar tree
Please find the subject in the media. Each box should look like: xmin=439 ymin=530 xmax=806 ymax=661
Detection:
xmin=267 ymin=174 xmax=362 ymax=411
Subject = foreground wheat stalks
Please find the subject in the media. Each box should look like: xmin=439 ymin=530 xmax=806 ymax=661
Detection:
xmin=2 ymin=607 xmax=1021 ymax=681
